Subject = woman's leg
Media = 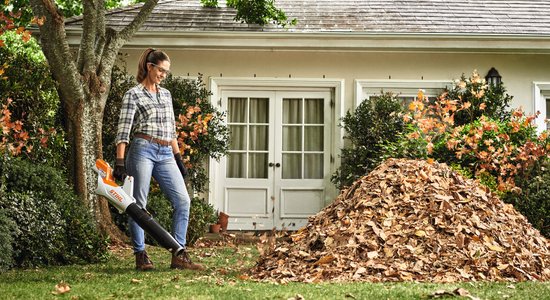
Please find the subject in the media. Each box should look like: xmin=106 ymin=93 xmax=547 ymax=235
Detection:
xmin=126 ymin=138 xmax=156 ymax=253
xmin=153 ymin=155 xmax=190 ymax=248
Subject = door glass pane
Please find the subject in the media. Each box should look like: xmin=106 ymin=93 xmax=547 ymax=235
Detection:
xmin=228 ymin=97 xmax=247 ymax=123
xmin=305 ymin=98 xmax=323 ymax=124
xmin=304 ymin=154 xmax=323 ymax=179
xmin=250 ymin=98 xmax=269 ymax=123
xmin=249 ymin=153 xmax=268 ymax=178
xmin=283 ymin=126 xmax=302 ymax=151
xmin=304 ymin=126 xmax=323 ymax=151
xmin=229 ymin=125 xmax=247 ymax=150
xmin=249 ymin=125 xmax=268 ymax=150
xmin=283 ymin=98 xmax=302 ymax=124
xmin=227 ymin=153 xmax=245 ymax=178
xmin=282 ymin=153 xmax=302 ymax=179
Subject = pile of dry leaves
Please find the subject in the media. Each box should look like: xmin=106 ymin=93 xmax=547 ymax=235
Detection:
xmin=250 ymin=158 xmax=550 ymax=282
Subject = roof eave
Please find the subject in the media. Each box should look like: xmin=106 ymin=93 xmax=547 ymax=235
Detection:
xmin=65 ymin=29 xmax=550 ymax=54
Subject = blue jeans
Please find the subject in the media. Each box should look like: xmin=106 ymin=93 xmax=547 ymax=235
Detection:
xmin=126 ymin=137 xmax=190 ymax=253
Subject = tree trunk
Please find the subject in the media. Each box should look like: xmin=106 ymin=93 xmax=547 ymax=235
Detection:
xmin=29 ymin=0 xmax=159 ymax=245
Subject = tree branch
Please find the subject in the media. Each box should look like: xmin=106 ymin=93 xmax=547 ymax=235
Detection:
xmin=78 ymin=0 xmax=99 ymax=73
xmin=29 ymin=0 xmax=82 ymax=111
xmin=94 ymin=0 xmax=107 ymax=67
xmin=98 ymin=0 xmax=158 ymax=82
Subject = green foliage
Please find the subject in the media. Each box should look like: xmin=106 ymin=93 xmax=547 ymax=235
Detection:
xmin=0 ymin=208 xmax=15 ymax=271
xmin=502 ymin=159 xmax=550 ymax=238
xmin=227 ymin=0 xmax=296 ymax=27
xmin=332 ymin=92 xmax=405 ymax=189
xmin=0 ymin=158 xmax=108 ymax=268
xmin=200 ymin=0 xmax=219 ymax=8
xmin=1 ymin=0 xmax=137 ymax=28
xmin=199 ymin=0 xmax=296 ymax=26
xmin=0 ymin=31 xmax=67 ymax=166
xmin=187 ymin=197 xmax=217 ymax=245
xmin=1 ymin=191 xmax=65 ymax=267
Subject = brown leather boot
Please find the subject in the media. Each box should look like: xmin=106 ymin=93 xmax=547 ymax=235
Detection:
xmin=135 ymin=250 xmax=154 ymax=271
xmin=171 ymin=250 xmax=205 ymax=271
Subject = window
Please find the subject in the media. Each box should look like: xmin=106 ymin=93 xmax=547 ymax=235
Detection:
xmin=534 ymin=82 xmax=550 ymax=133
xmin=355 ymin=80 xmax=451 ymax=107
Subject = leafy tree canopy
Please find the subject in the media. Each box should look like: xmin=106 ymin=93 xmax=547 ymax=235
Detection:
xmin=1 ymin=0 xmax=136 ymax=27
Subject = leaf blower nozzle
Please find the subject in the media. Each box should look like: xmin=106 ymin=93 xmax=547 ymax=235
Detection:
xmin=92 ymin=159 xmax=184 ymax=256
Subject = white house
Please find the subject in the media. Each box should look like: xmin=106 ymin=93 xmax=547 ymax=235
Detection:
xmin=66 ymin=0 xmax=550 ymax=230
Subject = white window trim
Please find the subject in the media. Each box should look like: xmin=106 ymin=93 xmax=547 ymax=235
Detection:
xmin=208 ymin=77 xmax=345 ymax=206
xmin=534 ymin=82 xmax=550 ymax=134
xmin=354 ymin=79 xmax=452 ymax=107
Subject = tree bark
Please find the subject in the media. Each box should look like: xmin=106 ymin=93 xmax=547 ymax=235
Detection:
xmin=29 ymin=0 xmax=159 ymax=245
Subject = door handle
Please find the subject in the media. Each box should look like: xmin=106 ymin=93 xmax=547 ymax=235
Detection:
xmin=268 ymin=162 xmax=274 ymax=167
xmin=275 ymin=163 xmax=281 ymax=168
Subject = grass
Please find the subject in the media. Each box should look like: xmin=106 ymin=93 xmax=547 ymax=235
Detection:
xmin=1 ymin=244 xmax=549 ymax=300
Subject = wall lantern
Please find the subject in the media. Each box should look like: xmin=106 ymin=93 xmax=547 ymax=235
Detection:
xmin=485 ymin=67 xmax=502 ymax=86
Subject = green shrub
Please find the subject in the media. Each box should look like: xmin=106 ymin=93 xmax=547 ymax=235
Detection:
xmin=0 ymin=191 xmax=66 ymax=267
xmin=188 ymin=197 xmax=217 ymax=245
xmin=0 ymin=158 xmax=108 ymax=268
xmin=332 ymin=92 xmax=405 ymax=189
xmin=0 ymin=208 xmax=16 ymax=271
xmin=502 ymin=159 xmax=550 ymax=237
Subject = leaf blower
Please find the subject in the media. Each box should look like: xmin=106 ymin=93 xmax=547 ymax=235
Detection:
xmin=92 ymin=159 xmax=184 ymax=256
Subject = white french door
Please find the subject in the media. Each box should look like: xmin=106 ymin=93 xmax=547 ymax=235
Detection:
xmin=216 ymin=90 xmax=332 ymax=230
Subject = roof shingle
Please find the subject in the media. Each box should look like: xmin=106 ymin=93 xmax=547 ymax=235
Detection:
xmin=65 ymin=0 xmax=550 ymax=35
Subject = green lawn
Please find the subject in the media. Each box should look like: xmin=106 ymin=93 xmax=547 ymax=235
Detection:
xmin=1 ymin=245 xmax=548 ymax=300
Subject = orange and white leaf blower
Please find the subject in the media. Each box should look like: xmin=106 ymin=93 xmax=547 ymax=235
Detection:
xmin=92 ymin=159 xmax=184 ymax=256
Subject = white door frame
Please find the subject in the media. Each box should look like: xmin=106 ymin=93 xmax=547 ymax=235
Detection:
xmin=209 ymin=77 xmax=345 ymax=230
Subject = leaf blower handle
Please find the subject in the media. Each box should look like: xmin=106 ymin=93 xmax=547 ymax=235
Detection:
xmin=113 ymin=157 xmax=128 ymax=182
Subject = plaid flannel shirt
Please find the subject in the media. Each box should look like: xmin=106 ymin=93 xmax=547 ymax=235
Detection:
xmin=115 ymin=83 xmax=176 ymax=145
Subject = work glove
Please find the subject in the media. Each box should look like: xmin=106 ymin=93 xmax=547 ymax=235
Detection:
xmin=113 ymin=158 xmax=128 ymax=182
xmin=174 ymin=153 xmax=188 ymax=179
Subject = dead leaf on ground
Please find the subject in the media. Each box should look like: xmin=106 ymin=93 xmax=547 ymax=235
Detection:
xmin=52 ymin=281 xmax=71 ymax=295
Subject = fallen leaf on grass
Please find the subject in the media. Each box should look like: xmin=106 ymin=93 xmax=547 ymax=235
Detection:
xmin=52 ymin=282 xmax=71 ymax=295
xmin=287 ymin=294 xmax=304 ymax=300
xmin=130 ymin=278 xmax=142 ymax=284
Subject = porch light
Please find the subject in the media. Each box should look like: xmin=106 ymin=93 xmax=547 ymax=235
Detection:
xmin=485 ymin=67 xmax=502 ymax=86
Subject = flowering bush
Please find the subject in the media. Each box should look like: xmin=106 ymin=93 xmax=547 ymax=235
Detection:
xmin=402 ymin=72 xmax=549 ymax=192
xmin=0 ymin=31 xmax=67 ymax=165
xmin=164 ymin=74 xmax=230 ymax=193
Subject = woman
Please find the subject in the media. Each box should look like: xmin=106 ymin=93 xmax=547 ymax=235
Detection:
xmin=113 ymin=48 xmax=203 ymax=271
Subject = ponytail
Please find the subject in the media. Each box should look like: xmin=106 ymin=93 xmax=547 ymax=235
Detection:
xmin=136 ymin=48 xmax=170 ymax=83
